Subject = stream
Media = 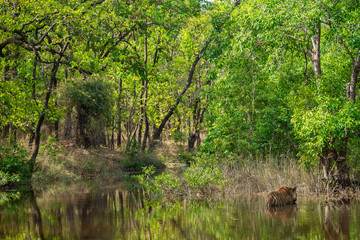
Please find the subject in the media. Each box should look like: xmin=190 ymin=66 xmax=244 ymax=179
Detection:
xmin=1 ymin=179 xmax=359 ymax=239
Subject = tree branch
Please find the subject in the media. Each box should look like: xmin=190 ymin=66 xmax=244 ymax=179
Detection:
xmin=341 ymin=39 xmax=355 ymax=64
xmin=35 ymin=23 xmax=57 ymax=45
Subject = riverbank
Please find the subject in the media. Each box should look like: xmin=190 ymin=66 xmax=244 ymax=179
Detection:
xmin=28 ymin=140 xmax=360 ymax=202
xmin=31 ymin=140 xmax=166 ymax=191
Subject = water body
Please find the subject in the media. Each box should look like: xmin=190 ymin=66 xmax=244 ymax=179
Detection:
xmin=0 ymin=180 xmax=359 ymax=239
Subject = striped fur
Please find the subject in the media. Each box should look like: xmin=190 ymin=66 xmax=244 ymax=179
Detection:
xmin=266 ymin=186 xmax=297 ymax=207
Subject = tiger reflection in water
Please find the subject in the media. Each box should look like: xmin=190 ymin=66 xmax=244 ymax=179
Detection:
xmin=266 ymin=204 xmax=298 ymax=221
xmin=266 ymin=187 xmax=298 ymax=220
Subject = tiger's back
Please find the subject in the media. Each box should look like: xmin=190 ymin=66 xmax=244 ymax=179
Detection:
xmin=266 ymin=186 xmax=297 ymax=207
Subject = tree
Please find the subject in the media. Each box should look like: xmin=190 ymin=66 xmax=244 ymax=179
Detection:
xmin=59 ymin=76 xmax=115 ymax=148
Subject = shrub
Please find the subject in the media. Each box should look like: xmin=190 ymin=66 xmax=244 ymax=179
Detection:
xmin=123 ymin=152 xmax=166 ymax=173
xmin=136 ymin=155 xmax=230 ymax=200
xmin=0 ymin=143 xmax=31 ymax=181
xmin=58 ymin=76 xmax=115 ymax=148
xmin=184 ymin=156 xmax=230 ymax=196
xmin=135 ymin=166 xmax=183 ymax=200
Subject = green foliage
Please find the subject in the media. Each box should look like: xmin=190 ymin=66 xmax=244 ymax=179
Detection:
xmin=58 ymin=76 xmax=115 ymax=147
xmin=59 ymin=76 xmax=115 ymax=122
xmin=0 ymin=143 xmax=31 ymax=181
xmin=0 ymin=170 xmax=21 ymax=205
xmin=0 ymin=190 xmax=21 ymax=205
xmin=184 ymin=156 xmax=230 ymax=195
xmin=40 ymin=136 xmax=64 ymax=159
xmin=136 ymin=155 xmax=230 ymax=200
xmin=0 ymin=171 xmax=20 ymax=186
xmin=2 ymin=0 xmax=360 ymax=190
xmin=135 ymin=166 xmax=183 ymax=200
xmin=292 ymin=99 xmax=360 ymax=168
xmin=171 ymin=130 xmax=187 ymax=144
xmin=124 ymin=152 xmax=166 ymax=173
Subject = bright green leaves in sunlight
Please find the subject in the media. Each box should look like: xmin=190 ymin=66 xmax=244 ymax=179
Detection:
xmin=292 ymin=99 xmax=360 ymax=168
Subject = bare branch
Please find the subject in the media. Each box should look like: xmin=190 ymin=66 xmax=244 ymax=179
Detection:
xmin=100 ymin=24 xmax=137 ymax=59
xmin=341 ymin=39 xmax=355 ymax=64
xmin=35 ymin=23 xmax=56 ymax=45
xmin=20 ymin=15 xmax=39 ymax=31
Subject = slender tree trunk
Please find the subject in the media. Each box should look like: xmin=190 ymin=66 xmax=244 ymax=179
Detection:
xmin=305 ymin=23 xmax=336 ymax=183
xmin=141 ymin=78 xmax=150 ymax=151
xmin=347 ymin=54 xmax=360 ymax=103
xmin=63 ymin=111 xmax=72 ymax=140
xmin=1 ymin=125 xmax=10 ymax=142
xmin=29 ymin=43 xmax=68 ymax=174
xmin=140 ymin=31 xmax=151 ymax=151
xmin=149 ymin=40 xmax=210 ymax=151
xmin=305 ymin=26 xmax=321 ymax=88
xmin=76 ymin=106 xmax=91 ymax=148
xmin=117 ymin=77 xmax=122 ymax=147
xmin=141 ymin=111 xmax=149 ymax=151
xmin=335 ymin=137 xmax=350 ymax=188
xmin=28 ymin=57 xmax=38 ymax=149
xmin=53 ymin=69 xmax=59 ymax=140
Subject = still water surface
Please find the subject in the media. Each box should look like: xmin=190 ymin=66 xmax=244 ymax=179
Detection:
xmin=0 ymin=180 xmax=359 ymax=239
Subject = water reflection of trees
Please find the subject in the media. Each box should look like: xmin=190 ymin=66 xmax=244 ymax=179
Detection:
xmin=30 ymin=189 xmax=45 ymax=240
xmin=0 ymin=192 xmax=359 ymax=239
xmin=323 ymin=204 xmax=350 ymax=240
xmin=0 ymin=187 xmax=145 ymax=239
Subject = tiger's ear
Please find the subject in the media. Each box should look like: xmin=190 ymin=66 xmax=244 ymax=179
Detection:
xmin=293 ymin=186 xmax=297 ymax=193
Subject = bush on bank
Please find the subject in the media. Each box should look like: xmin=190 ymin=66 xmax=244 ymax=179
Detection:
xmin=136 ymin=154 xmax=231 ymax=201
xmin=0 ymin=143 xmax=31 ymax=182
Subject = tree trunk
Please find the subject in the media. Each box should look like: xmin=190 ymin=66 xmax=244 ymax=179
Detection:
xmin=336 ymin=52 xmax=360 ymax=188
xmin=117 ymin=78 xmax=122 ymax=147
xmin=149 ymin=40 xmax=210 ymax=151
xmin=53 ymin=68 xmax=59 ymax=140
xmin=335 ymin=137 xmax=350 ymax=188
xmin=310 ymin=34 xmax=321 ymax=78
xmin=305 ymin=23 xmax=339 ymax=184
xmin=1 ymin=124 xmax=10 ymax=142
xmin=76 ymin=106 xmax=91 ymax=148
xmin=345 ymin=50 xmax=360 ymax=103
xmin=305 ymin=24 xmax=321 ymax=87
xmin=29 ymin=43 xmax=68 ymax=174
xmin=63 ymin=111 xmax=73 ymax=140
xmin=141 ymin=111 xmax=149 ymax=151
xmin=28 ymin=57 xmax=38 ymax=149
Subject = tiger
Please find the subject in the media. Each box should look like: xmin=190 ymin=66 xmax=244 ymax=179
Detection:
xmin=266 ymin=186 xmax=297 ymax=207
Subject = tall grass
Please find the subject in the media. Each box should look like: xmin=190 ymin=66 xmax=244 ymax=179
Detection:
xmin=222 ymin=157 xmax=321 ymax=199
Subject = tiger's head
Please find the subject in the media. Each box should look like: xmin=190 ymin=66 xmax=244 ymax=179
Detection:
xmin=279 ymin=186 xmax=297 ymax=203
